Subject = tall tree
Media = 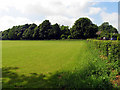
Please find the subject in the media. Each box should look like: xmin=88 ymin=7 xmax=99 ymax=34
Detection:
xmin=70 ymin=17 xmax=98 ymax=39
xmin=39 ymin=20 xmax=51 ymax=39
xmin=2 ymin=30 xmax=10 ymax=40
xmin=48 ymin=23 xmax=61 ymax=39
xmin=8 ymin=26 xmax=18 ymax=40
xmin=33 ymin=26 xmax=39 ymax=40
xmin=0 ymin=31 xmax=2 ymax=40
xmin=22 ymin=23 xmax=37 ymax=40
xmin=98 ymin=22 xmax=118 ymax=38
xmin=60 ymin=25 xmax=70 ymax=39
xmin=17 ymin=24 xmax=30 ymax=40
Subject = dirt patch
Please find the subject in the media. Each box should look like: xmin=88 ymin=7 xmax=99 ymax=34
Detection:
xmin=99 ymin=55 xmax=108 ymax=60
xmin=111 ymin=75 xmax=120 ymax=87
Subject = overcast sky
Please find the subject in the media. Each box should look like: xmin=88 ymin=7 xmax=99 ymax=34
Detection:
xmin=0 ymin=0 xmax=119 ymax=32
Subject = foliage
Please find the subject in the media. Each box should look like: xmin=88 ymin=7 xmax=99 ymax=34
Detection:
xmin=70 ymin=17 xmax=98 ymax=39
xmin=98 ymin=22 xmax=118 ymax=39
xmin=1 ymin=18 xmax=119 ymax=40
xmin=22 ymin=23 xmax=37 ymax=40
xmin=87 ymin=39 xmax=120 ymax=88
xmin=60 ymin=25 xmax=70 ymax=39
xmin=1 ymin=18 xmax=100 ymax=40
xmin=117 ymin=34 xmax=120 ymax=40
xmin=0 ymin=31 xmax=2 ymax=40
xmin=33 ymin=26 xmax=39 ymax=40
xmin=2 ymin=24 xmax=30 ymax=40
xmin=39 ymin=20 xmax=51 ymax=39
xmin=2 ymin=30 xmax=10 ymax=40
xmin=48 ymin=23 xmax=61 ymax=39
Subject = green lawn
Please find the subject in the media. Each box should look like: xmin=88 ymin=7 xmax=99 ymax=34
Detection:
xmin=2 ymin=40 xmax=112 ymax=88
xmin=2 ymin=40 xmax=89 ymax=74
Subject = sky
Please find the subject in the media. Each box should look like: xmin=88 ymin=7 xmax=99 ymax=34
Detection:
xmin=0 ymin=0 xmax=119 ymax=32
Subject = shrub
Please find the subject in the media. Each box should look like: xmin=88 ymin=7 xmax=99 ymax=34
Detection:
xmin=87 ymin=39 xmax=120 ymax=82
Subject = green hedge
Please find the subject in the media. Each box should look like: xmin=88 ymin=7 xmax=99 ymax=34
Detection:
xmin=87 ymin=39 xmax=120 ymax=73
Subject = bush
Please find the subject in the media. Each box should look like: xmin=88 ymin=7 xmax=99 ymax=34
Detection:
xmin=87 ymin=39 xmax=120 ymax=85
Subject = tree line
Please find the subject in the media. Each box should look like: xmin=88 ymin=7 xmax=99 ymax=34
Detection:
xmin=1 ymin=17 xmax=118 ymax=40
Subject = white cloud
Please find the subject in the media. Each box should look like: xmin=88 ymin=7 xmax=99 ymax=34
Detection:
xmin=45 ymin=15 xmax=76 ymax=27
xmin=91 ymin=0 xmax=119 ymax=2
xmin=16 ymin=0 xmax=91 ymax=18
xmin=0 ymin=15 xmax=42 ymax=31
xmin=45 ymin=15 xmax=94 ymax=27
xmin=89 ymin=7 xmax=102 ymax=15
xmin=0 ymin=0 xmax=95 ymax=17
xmin=0 ymin=16 xmax=33 ymax=31
xmin=100 ymin=12 xmax=118 ymax=29
xmin=0 ymin=0 xmax=89 ymax=14
xmin=0 ymin=0 xmax=118 ymax=31
xmin=0 ymin=0 xmax=92 ymax=31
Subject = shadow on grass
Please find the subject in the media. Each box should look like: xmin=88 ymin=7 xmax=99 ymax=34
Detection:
xmin=2 ymin=65 xmax=113 ymax=89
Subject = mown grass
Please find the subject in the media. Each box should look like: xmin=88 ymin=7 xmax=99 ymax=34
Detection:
xmin=2 ymin=40 xmax=89 ymax=74
xmin=2 ymin=40 xmax=113 ymax=88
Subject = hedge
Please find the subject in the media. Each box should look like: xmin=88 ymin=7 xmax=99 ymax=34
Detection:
xmin=87 ymin=39 xmax=120 ymax=73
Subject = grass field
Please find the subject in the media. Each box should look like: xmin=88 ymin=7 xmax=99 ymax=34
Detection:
xmin=2 ymin=40 xmax=113 ymax=88
xmin=2 ymin=40 xmax=90 ymax=74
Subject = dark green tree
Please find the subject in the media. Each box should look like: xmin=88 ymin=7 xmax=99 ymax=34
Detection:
xmin=22 ymin=23 xmax=37 ymax=40
xmin=2 ymin=30 xmax=10 ymax=40
xmin=39 ymin=20 xmax=51 ymax=39
xmin=0 ymin=31 xmax=2 ymax=40
xmin=60 ymin=25 xmax=70 ymax=39
xmin=70 ymin=17 xmax=98 ymax=39
xmin=17 ymin=24 xmax=30 ymax=40
xmin=7 ymin=27 xmax=16 ymax=40
xmin=33 ymin=26 xmax=40 ymax=40
xmin=2 ymin=24 xmax=30 ymax=40
xmin=48 ymin=23 xmax=61 ymax=39
xmin=1 ymin=17 xmax=118 ymax=40
xmin=84 ymin=24 xmax=98 ymax=38
xmin=98 ymin=22 xmax=118 ymax=38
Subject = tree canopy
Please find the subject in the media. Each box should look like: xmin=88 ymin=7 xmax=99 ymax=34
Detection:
xmin=1 ymin=17 xmax=118 ymax=40
xmin=70 ymin=18 xmax=98 ymax=39
xmin=98 ymin=22 xmax=118 ymax=39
